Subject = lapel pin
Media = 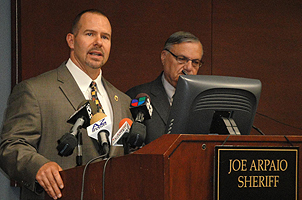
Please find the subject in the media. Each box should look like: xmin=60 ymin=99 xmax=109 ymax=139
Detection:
xmin=114 ymin=95 xmax=118 ymax=101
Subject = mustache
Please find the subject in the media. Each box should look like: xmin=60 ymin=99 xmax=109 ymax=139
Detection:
xmin=88 ymin=48 xmax=104 ymax=54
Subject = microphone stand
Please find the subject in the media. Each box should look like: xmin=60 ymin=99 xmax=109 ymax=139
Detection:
xmin=76 ymin=130 xmax=83 ymax=166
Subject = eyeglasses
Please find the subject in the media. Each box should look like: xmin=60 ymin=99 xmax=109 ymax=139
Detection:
xmin=164 ymin=48 xmax=204 ymax=68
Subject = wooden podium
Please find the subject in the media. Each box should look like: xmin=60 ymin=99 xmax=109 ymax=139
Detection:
xmin=47 ymin=134 xmax=302 ymax=200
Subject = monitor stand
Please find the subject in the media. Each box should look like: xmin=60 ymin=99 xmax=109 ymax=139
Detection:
xmin=209 ymin=111 xmax=241 ymax=135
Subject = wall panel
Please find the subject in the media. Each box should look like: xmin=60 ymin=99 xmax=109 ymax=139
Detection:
xmin=12 ymin=0 xmax=302 ymax=135
xmin=12 ymin=0 xmax=212 ymax=89
xmin=212 ymin=0 xmax=302 ymax=135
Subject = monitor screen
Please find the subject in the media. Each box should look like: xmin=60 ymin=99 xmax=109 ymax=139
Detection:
xmin=165 ymin=75 xmax=262 ymax=135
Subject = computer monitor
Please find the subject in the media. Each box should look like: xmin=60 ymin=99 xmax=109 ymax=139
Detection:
xmin=166 ymin=75 xmax=262 ymax=135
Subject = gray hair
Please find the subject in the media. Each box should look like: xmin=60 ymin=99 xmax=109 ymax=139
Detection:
xmin=163 ymin=31 xmax=201 ymax=50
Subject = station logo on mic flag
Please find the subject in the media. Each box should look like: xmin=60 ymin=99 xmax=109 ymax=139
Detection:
xmin=129 ymin=95 xmax=153 ymax=120
xmin=131 ymin=96 xmax=147 ymax=107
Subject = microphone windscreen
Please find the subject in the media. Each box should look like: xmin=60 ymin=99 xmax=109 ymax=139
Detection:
xmin=119 ymin=118 xmax=133 ymax=128
xmin=128 ymin=122 xmax=146 ymax=147
xmin=57 ymin=132 xmax=77 ymax=156
xmin=90 ymin=112 xmax=107 ymax=124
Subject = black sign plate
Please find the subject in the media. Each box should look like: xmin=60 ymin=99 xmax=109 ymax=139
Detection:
xmin=214 ymin=146 xmax=298 ymax=200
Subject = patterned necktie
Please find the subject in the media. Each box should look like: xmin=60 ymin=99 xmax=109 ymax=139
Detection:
xmin=170 ymin=93 xmax=175 ymax=106
xmin=90 ymin=81 xmax=105 ymax=113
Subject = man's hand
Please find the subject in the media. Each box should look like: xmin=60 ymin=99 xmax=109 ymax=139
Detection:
xmin=36 ymin=162 xmax=64 ymax=199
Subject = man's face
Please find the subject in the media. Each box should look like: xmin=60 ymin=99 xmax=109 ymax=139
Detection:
xmin=161 ymin=42 xmax=203 ymax=88
xmin=67 ymin=12 xmax=112 ymax=73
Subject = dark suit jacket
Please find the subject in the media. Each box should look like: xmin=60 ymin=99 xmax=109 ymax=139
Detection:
xmin=126 ymin=72 xmax=170 ymax=144
xmin=0 ymin=63 xmax=132 ymax=199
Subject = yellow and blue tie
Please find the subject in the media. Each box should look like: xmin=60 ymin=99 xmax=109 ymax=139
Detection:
xmin=90 ymin=81 xmax=105 ymax=114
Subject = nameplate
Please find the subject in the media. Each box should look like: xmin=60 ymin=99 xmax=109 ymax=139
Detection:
xmin=214 ymin=146 xmax=298 ymax=200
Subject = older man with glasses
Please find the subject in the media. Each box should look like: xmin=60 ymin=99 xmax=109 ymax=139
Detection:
xmin=126 ymin=31 xmax=204 ymax=144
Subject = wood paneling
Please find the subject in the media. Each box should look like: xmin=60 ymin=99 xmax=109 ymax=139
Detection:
xmin=12 ymin=0 xmax=302 ymax=135
xmin=46 ymin=134 xmax=302 ymax=200
xmin=12 ymin=0 xmax=212 ymax=88
xmin=211 ymin=0 xmax=302 ymax=135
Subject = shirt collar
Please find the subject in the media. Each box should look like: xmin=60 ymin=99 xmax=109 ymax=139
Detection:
xmin=161 ymin=73 xmax=175 ymax=103
xmin=66 ymin=58 xmax=103 ymax=98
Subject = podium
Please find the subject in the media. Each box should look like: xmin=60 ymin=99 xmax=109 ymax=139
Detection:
xmin=46 ymin=134 xmax=302 ymax=200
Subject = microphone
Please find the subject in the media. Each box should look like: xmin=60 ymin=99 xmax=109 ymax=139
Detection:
xmin=119 ymin=118 xmax=134 ymax=129
xmin=57 ymin=100 xmax=97 ymax=157
xmin=75 ymin=101 xmax=98 ymax=165
xmin=130 ymin=93 xmax=153 ymax=122
xmin=128 ymin=122 xmax=146 ymax=148
xmin=121 ymin=121 xmax=147 ymax=155
xmin=98 ymin=130 xmax=110 ymax=156
xmin=68 ymin=100 xmax=98 ymax=128
xmin=112 ymin=118 xmax=133 ymax=146
xmin=122 ymin=93 xmax=152 ymax=154
xmin=87 ymin=112 xmax=112 ymax=156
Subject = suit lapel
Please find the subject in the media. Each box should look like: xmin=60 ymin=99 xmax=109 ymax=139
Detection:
xmin=150 ymin=75 xmax=171 ymax=125
xmin=57 ymin=63 xmax=85 ymax=110
xmin=102 ymin=78 xmax=120 ymax=134
xmin=56 ymin=64 xmax=122 ymax=134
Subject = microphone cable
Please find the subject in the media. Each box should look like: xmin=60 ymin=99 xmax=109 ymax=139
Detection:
xmin=80 ymin=153 xmax=109 ymax=200
xmin=102 ymin=157 xmax=112 ymax=200
xmin=252 ymin=125 xmax=265 ymax=135
xmin=256 ymin=112 xmax=302 ymax=131
xmin=221 ymin=135 xmax=231 ymax=146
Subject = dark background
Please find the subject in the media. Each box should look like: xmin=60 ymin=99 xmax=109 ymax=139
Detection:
xmin=12 ymin=0 xmax=302 ymax=136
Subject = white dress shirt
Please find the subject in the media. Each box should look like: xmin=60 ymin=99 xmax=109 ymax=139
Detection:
xmin=161 ymin=73 xmax=176 ymax=106
xmin=66 ymin=58 xmax=113 ymax=136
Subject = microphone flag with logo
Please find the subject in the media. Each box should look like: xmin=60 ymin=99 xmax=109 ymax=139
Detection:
xmin=57 ymin=100 xmax=97 ymax=157
xmin=112 ymin=118 xmax=133 ymax=146
xmin=130 ymin=94 xmax=152 ymax=122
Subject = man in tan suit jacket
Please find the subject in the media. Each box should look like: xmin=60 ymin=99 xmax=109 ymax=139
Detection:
xmin=0 ymin=9 xmax=132 ymax=200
